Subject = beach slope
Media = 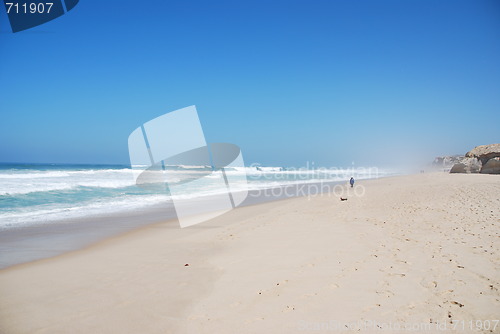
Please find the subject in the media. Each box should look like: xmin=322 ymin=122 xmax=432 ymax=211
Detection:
xmin=0 ymin=173 xmax=499 ymax=333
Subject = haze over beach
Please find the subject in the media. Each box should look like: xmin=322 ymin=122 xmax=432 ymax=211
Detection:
xmin=0 ymin=0 xmax=499 ymax=333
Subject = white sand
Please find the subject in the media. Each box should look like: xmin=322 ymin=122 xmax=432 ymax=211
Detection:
xmin=0 ymin=173 xmax=499 ymax=333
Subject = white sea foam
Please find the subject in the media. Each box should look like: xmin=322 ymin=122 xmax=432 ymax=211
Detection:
xmin=0 ymin=193 xmax=172 ymax=228
xmin=0 ymin=169 xmax=137 ymax=195
xmin=0 ymin=165 xmax=399 ymax=228
xmin=0 ymin=178 xmax=136 ymax=195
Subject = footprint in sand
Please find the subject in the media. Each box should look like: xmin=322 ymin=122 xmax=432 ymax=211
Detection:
xmin=419 ymin=279 xmax=438 ymax=289
xmin=376 ymin=289 xmax=395 ymax=298
xmin=329 ymin=283 xmax=340 ymax=290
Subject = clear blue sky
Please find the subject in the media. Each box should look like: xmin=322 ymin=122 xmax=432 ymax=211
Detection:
xmin=1 ymin=0 xmax=499 ymax=167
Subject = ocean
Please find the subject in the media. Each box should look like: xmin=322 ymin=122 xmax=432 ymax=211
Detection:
xmin=0 ymin=163 xmax=398 ymax=229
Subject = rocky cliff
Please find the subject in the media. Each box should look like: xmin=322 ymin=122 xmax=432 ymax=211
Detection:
xmin=450 ymin=144 xmax=500 ymax=174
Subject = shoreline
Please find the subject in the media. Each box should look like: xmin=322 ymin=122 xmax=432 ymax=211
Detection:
xmin=0 ymin=172 xmax=498 ymax=334
xmin=0 ymin=178 xmax=357 ymax=269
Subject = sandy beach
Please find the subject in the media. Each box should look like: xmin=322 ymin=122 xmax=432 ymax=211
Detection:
xmin=0 ymin=173 xmax=499 ymax=333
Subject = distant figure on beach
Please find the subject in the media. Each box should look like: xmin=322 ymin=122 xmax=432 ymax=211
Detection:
xmin=349 ymin=177 xmax=355 ymax=188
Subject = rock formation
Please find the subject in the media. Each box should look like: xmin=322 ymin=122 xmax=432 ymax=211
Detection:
xmin=450 ymin=144 xmax=500 ymax=174
xmin=465 ymin=143 xmax=500 ymax=164
xmin=480 ymin=157 xmax=500 ymax=174
xmin=433 ymin=155 xmax=463 ymax=168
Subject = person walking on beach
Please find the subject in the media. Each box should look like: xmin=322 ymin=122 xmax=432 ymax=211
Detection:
xmin=349 ymin=177 xmax=355 ymax=188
